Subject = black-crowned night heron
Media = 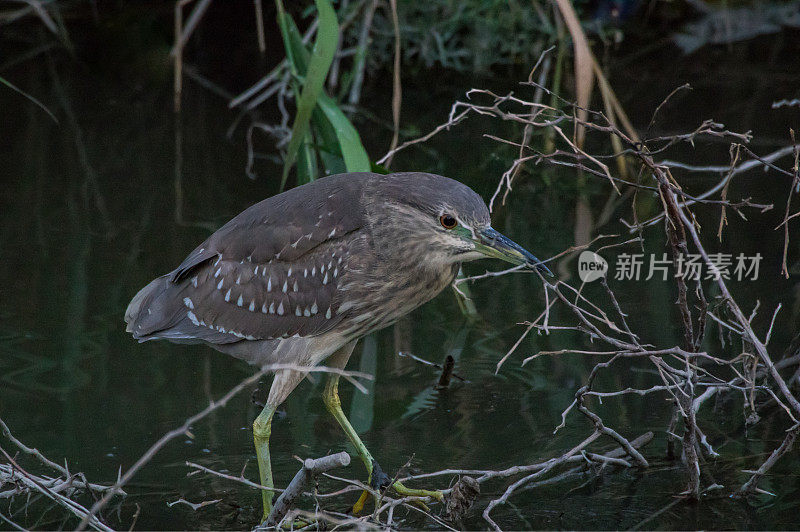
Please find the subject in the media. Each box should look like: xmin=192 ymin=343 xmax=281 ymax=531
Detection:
xmin=125 ymin=172 xmax=549 ymax=521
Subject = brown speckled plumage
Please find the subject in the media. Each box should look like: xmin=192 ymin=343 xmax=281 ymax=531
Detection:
xmin=125 ymin=172 xmax=489 ymax=370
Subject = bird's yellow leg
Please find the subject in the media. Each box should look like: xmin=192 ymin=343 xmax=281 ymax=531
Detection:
xmin=392 ymin=480 xmax=444 ymax=502
xmin=253 ymin=403 xmax=276 ymax=522
xmin=322 ymin=373 xmax=375 ymax=471
xmin=321 ymin=374 xmax=443 ymax=513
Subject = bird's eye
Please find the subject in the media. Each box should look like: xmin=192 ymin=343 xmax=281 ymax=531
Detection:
xmin=439 ymin=214 xmax=457 ymax=229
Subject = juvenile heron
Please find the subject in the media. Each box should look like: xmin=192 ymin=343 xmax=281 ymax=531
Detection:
xmin=125 ymin=171 xmax=549 ymax=520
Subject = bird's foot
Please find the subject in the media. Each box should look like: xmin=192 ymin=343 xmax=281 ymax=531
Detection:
xmin=392 ymin=480 xmax=444 ymax=503
xmin=351 ymin=460 xmax=442 ymax=514
xmin=391 ymin=480 xmax=443 ymax=512
xmin=351 ymin=460 xmax=391 ymax=515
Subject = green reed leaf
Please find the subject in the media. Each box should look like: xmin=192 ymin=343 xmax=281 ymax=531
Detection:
xmin=278 ymin=0 xmax=338 ymax=189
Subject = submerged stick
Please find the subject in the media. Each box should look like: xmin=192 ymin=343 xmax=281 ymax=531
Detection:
xmin=436 ymin=355 xmax=455 ymax=388
xmin=267 ymin=452 xmax=351 ymax=525
xmin=735 ymin=423 xmax=800 ymax=497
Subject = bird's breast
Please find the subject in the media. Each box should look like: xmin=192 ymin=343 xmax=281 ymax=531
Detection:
xmin=335 ymin=261 xmax=459 ymax=340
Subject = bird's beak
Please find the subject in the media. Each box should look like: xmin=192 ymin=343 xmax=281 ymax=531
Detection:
xmin=472 ymin=227 xmax=553 ymax=276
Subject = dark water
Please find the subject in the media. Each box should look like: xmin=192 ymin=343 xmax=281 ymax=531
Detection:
xmin=2 ymin=14 xmax=800 ymax=531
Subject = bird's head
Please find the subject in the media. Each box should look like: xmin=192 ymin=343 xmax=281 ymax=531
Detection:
xmin=367 ymin=173 xmax=552 ymax=275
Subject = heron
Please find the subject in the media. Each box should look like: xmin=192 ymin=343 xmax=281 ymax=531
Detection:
xmin=124 ymin=171 xmax=550 ymax=521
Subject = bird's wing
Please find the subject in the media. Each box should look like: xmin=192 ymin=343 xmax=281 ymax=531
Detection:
xmin=125 ymin=173 xmax=372 ymax=345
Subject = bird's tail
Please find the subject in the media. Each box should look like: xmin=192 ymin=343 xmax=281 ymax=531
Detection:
xmin=124 ymin=275 xmax=179 ymax=340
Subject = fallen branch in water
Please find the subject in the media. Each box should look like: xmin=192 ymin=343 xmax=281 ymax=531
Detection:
xmin=735 ymin=422 xmax=800 ymax=498
xmin=267 ymin=451 xmax=351 ymax=525
xmin=400 ymin=431 xmax=653 ymax=486
xmin=0 ymin=417 xmax=120 ymax=530
xmin=481 ymin=430 xmax=654 ymax=530
xmin=0 ymin=445 xmax=113 ymax=531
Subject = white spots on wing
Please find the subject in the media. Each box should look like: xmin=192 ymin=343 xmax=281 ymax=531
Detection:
xmin=295 ymin=306 xmax=302 ymax=317
xmin=338 ymin=257 xmax=343 ymax=265
xmin=215 ymin=268 xmax=222 ymax=278
xmin=293 ymin=280 xmax=299 ymax=292
xmin=323 ymin=272 xmax=329 ymax=285
xmin=333 ymin=267 xmax=339 ymax=277
xmin=311 ymin=267 xmax=316 ymax=277
xmin=325 ymin=307 xmax=332 ymax=319
xmin=282 ymin=280 xmax=288 ymax=293
xmin=225 ymin=288 xmax=232 ymax=302
xmin=198 ymin=248 xmax=204 ymax=253
xmin=254 ymin=266 xmax=259 ymax=275
xmin=236 ymin=275 xmax=241 ymax=285
xmin=249 ymin=300 xmax=255 ymax=312
xmin=213 ymin=255 xmax=221 ymax=266
xmin=328 ymin=260 xmax=333 ymax=270
xmin=277 ymin=302 xmax=284 ymax=315
xmin=183 ymin=297 xmax=194 ymax=310
xmin=267 ymin=277 xmax=272 ymax=291
xmin=303 ymin=268 xmax=308 ymax=277
xmin=214 ymin=322 xmax=254 ymax=340
xmin=237 ymin=294 xmax=243 ymax=307
xmin=269 ymin=302 xmax=275 ymax=314
xmin=328 ymin=229 xmax=336 ymax=238
xmin=303 ymin=307 xmax=311 ymax=317
xmin=311 ymin=301 xmax=318 ymax=315
xmin=291 ymin=233 xmax=312 ymax=249
xmin=217 ymin=278 xmax=224 ymax=290
xmin=262 ymin=302 xmax=268 ymax=314
xmin=191 ymin=276 xmax=198 ymax=287
xmin=287 ymin=267 xmax=292 ymax=276
xmin=321 ymin=263 xmax=326 ymax=274
xmin=187 ymin=311 xmax=199 ymax=325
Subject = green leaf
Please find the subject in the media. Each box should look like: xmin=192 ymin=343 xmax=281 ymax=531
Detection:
xmin=279 ymin=4 xmax=370 ymax=175
xmin=277 ymin=8 xmax=309 ymax=76
xmin=296 ymin=131 xmax=318 ymax=185
xmin=278 ymin=0 xmax=338 ymax=189
xmin=316 ymin=93 xmax=370 ymax=172
xmin=311 ymin=107 xmax=348 ymax=175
